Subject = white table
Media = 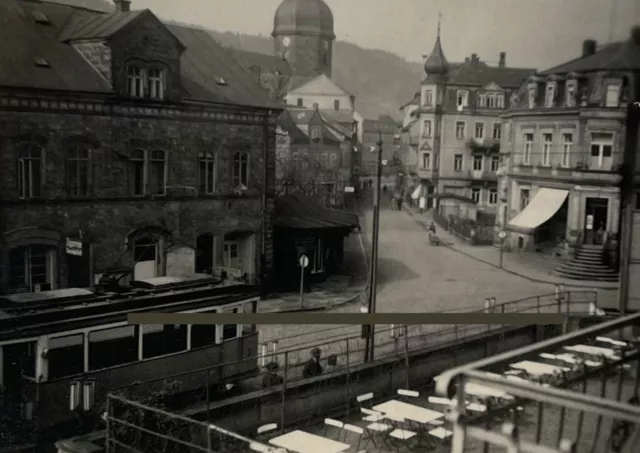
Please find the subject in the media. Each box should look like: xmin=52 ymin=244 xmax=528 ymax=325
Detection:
xmin=510 ymin=360 xmax=570 ymax=376
xmin=464 ymin=383 xmax=512 ymax=399
xmin=373 ymin=399 xmax=444 ymax=424
xmin=269 ymin=430 xmax=350 ymax=453
xmin=564 ymin=344 xmax=618 ymax=358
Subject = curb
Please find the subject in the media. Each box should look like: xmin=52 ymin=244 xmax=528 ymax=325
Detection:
xmin=402 ymin=207 xmax=616 ymax=291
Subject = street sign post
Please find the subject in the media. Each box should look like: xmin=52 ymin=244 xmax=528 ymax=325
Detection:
xmin=299 ymin=254 xmax=309 ymax=309
xmin=499 ymin=230 xmax=506 ymax=269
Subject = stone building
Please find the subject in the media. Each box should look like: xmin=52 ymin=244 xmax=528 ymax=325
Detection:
xmin=408 ymin=25 xmax=534 ymax=217
xmin=499 ymin=27 xmax=640 ymax=281
xmin=0 ymin=0 xmax=281 ymax=295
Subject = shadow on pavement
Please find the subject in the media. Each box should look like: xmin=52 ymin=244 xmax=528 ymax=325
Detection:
xmin=375 ymin=257 xmax=421 ymax=291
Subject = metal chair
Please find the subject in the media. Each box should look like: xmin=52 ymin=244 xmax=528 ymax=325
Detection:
xmin=323 ymin=418 xmax=344 ymax=441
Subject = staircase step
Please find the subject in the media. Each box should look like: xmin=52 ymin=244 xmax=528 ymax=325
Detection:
xmin=560 ymin=260 xmax=615 ymax=270
xmin=580 ymin=244 xmax=605 ymax=249
xmin=573 ymin=257 xmax=606 ymax=265
xmin=554 ymin=268 xmax=620 ymax=281
xmin=576 ymin=249 xmax=604 ymax=256
xmin=558 ymin=264 xmax=617 ymax=274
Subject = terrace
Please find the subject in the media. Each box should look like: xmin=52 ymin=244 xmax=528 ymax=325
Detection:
xmin=56 ymin=290 xmax=615 ymax=453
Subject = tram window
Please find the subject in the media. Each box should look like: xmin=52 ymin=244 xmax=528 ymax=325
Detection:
xmin=48 ymin=334 xmax=84 ymax=379
xmin=142 ymin=324 xmax=187 ymax=359
xmin=242 ymin=301 xmax=257 ymax=335
xmin=222 ymin=307 xmax=239 ymax=341
xmin=88 ymin=325 xmax=138 ymax=370
xmin=191 ymin=324 xmax=217 ymax=349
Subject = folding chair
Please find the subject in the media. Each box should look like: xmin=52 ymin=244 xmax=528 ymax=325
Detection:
xmin=255 ymin=423 xmax=278 ymax=443
xmin=357 ymin=393 xmax=383 ymax=422
xmin=343 ymin=424 xmax=365 ymax=451
xmin=323 ymin=418 xmax=344 ymax=441
xmin=396 ymin=388 xmax=420 ymax=401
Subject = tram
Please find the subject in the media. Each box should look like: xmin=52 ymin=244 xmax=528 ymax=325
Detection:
xmin=0 ymin=274 xmax=259 ymax=450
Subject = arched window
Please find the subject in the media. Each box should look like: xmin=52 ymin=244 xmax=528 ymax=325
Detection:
xmin=148 ymin=67 xmax=166 ymax=100
xmin=129 ymin=149 xmax=167 ymax=195
xmin=129 ymin=149 xmax=145 ymax=195
xmin=17 ymin=143 xmax=42 ymax=199
xmin=198 ymin=151 xmax=216 ymax=194
xmin=149 ymin=149 xmax=167 ymax=195
xmin=127 ymin=64 xmax=145 ymax=97
xmin=232 ymin=151 xmax=249 ymax=188
xmin=9 ymin=244 xmax=57 ymax=292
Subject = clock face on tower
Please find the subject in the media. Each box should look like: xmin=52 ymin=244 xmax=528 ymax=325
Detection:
xmin=282 ymin=36 xmax=291 ymax=47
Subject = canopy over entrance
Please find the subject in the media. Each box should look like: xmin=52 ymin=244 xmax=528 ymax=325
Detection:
xmin=508 ymin=188 xmax=569 ymax=231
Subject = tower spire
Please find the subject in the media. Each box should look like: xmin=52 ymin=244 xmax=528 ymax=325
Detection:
xmin=437 ymin=11 xmax=441 ymax=38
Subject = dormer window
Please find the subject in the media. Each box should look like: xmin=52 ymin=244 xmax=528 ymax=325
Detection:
xmin=544 ymin=83 xmax=555 ymax=107
xmin=456 ymin=90 xmax=469 ymax=108
xmin=478 ymin=93 xmax=487 ymax=107
xmin=148 ymin=68 xmax=166 ymax=100
xmin=310 ymin=126 xmax=322 ymax=140
xmin=604 ymin=83 xmax=621 ymax=108
xmin=527 ymin=84 xmax=537 ymax=109
xmin=127 ymin=65 xmax=145 ymax=98
xmin=565 ymin=80 xmax=577 ymax=107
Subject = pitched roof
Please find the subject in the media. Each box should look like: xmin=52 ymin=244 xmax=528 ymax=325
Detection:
xmin=447 ymin=60 xmax=535 ymax=88
xmin=58 ymin=9 xmax=146 ymax=41
xmin=399 ymin=92 xmax=420 ymax=110
xmin=540 ymin=40 xmax=640 ymax=75
xmin=319 ymin=109 xmax=355 ymax=125
xmin=0 ymin=0 xmax=280 ymax=110
xmin=287 ymin=73 xmax=353 ymax=97
xmin=227 ymin=48 xmax=293 ymax=76
xmin=277 ymin=110 xmax=308 ymax=141
xmin=274 ymin=192 xmax=359 ymax=229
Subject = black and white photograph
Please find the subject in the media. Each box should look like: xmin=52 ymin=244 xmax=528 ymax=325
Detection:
xmin=0 ymin=0 xmax=639 ymax=452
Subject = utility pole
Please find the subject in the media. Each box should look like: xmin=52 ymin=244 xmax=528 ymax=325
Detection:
xmin=364 ymin=130 xmax=383 ymax=363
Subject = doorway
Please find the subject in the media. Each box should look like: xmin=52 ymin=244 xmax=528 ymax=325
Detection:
xmin=196 ymin=233 xmax=214 ymax=274
xmin=133 ymin=237 xmax=159 ymax=280
xmin=584 ymin=197 xmax=609 ymax=244
xmin=1 ymin=342 xmax=36 ymax=399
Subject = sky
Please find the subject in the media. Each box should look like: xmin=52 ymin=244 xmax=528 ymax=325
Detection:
xmin=131 ymin=0 xmax=639 ymax=69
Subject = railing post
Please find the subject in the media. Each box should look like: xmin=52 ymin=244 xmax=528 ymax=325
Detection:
xmin=345 ymin=337 xmax=350 ymax=416
xmin=404 ymin=325 xmax=410 ymax=389
xmin=280 ymin=351 xmax=288 ymax=431
xmin=205 ymin=369 xmax=210 ymax=422
xmin=105 ymin=395 xmax=111 ymax=453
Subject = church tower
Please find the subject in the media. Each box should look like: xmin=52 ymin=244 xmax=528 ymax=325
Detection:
xmin=272 ymin=0 xmax=336 ymax=77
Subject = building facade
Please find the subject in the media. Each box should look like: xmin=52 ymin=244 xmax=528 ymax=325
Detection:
xmin=359 ymin=115 xmax=401 ymax=177
xmin=0 ymin=0 xmax=281 ymax=295
xmin=500 ymin=30 xmax=640 ymax=259
xmin=411 ymin=29 xmax=534 ymax=217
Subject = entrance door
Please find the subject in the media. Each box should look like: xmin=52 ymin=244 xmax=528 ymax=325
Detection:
xmin=584 ymin=198 xmax=609 ymax=244
xmin=133 ymin=238 xmax=158 ymax=280
xmin=196 ymin=234 xmax=214 ymax=274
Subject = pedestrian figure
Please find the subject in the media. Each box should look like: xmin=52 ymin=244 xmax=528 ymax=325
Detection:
xmin=302 ymin=348 xmax=323 ymax=378
xmin=397 ymin=197 xmax=403 ymax=210
xmin=430 ymin=221 xmax=436 ymax=234
xmin=262 ymin=362 xmax=284 ymax=389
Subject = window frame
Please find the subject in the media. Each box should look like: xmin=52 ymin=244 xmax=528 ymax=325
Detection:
xmin=541 ymin=132 xmax=553 ymax=166
xmin=470 ymin=187 xmax=481 ymax=203
xmin=421 ymin=152 xmax=431 ymax=170
xmin=198 ymin=151 xmax=217 ymax=195
xmin=474 ymin=122 xmax=485 ymax=140
xmin=424 ymin=90 xmax=433 ymax=106
xmin=492 ymin=123 xmax=502 ymax=141
xmin=455 ymin=121 xmax=466 ymax=139
xmin=17 ymin=143 xmax=43 ymax=199
xmin=66 ymin=145 xmax=91 ymax=197
xmin=520 ymin=188 xmax=530 ymax=210
xmin=589 ymin=132 xmax=614 ymax=169
xmin=232 ymin=150 xmax=250 ymax=188
xmin=488 ymin=188 xmax=498 ymax=205
xmin=423 ymin=120 xmax=432 ymax=138
xmin=544 ymin=83 xmax=556 ymax=107
xmin=604 ymin=83 xmax=621 ymax=108
xmin=147 ymin=66 xmax=166 ymax=100
xmin=148 ymin=149 xmax=167 ymax=195
xmin=561 ymin=132 xmax=573 ymax=168
xmin=126 ymin=64 xmax=145 ymax=98
xmin=565 ymin=80 xmax=577 ymax=107
xmin=453 ymin=154 xmax=463 ymax=172
xmin=333 ymin=99 xmax=340 ymax=110
xmin=490 ymin=156 xmax=500 ymax=172
xmin=523 ymin=132 xmax=534 ymax=165
xmin=456 ymin=90 xmax=469 ymax=108
xmin=473 ymin=155 xmax=483 ymax=171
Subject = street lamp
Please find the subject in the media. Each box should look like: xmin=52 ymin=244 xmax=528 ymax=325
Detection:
xmin=364 ymin=130 xmax=384 ymax=363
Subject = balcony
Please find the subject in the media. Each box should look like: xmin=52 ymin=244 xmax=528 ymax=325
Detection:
xmin=468 ymin=169 xmax=498 ymax=182
xmin=468 ymin=138 xmax=500 ymax=155
xmin=511 ymin=163 xmax=622 ymax=185
xmin=436 ymin=310 xmax=640 ymax=453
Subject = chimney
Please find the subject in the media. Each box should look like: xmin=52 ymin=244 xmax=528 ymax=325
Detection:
xmin=471 ymin=53 xmax=478 ymax=62
xmin=499 ymin=52 xmax=506 ymax=68
xmin=465 ymin=57 xmax=470 ymax=63
xmin=114 ymin=0 xmax=131 ymax=12
xmin=582 ymin=39 xmax=597 ymax=57
xmin=631 ymin=26 xmax=640 ymax=46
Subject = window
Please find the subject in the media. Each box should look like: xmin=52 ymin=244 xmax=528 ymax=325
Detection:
xmin=523 ymin=133 xmax=533 ymax=164
xmin=148 ymin=68 xmax=165 ymax=100
xmin=565 ymin=81 xmax=577 ymax=107
xmin=492 ymin=123 xmax=501 ymax=140
xmin=475 ymin=122 xmax=485 ymax=139
xmin=129 ymin=149 xmax=145 ymax=195
xmin=456 ymin=90 xmax=469 ymax=108
xmin=17 ymin=144 xmax=42 ymax=198
xmin=561 ymin=133 xmax=573 ymax=167
xmin=222 ymin=307 xmax=239 ymax=341
xmin=527 ymin=86 xmax=536 ymax=109
xmin=423 ymin=120 xmax=432 ymax=137
xmin=424 ymin=90 xmax=433 ymax=106
xmin=312 ymin=236 xmax=324 ymax=273
xmin=333 ymin=99 xmax=340 ymax=110
xmin=488 ymin=188 xmax=498 ymax=205
xmin=67 ymin=146 xmax=90 ymax=197
xmin=198 ymin=151 xmax=216 ymax=194
xmin=473 ymin=155 xmax=483 ymax=171
xmin=191 ymin=321 xmax=217 ymax=349
xmin=520 ymin=188 xmax=530 ymax=210
xmin=48 ymin=334 xmax=84 ymax=379
xmin=149 ymin=150 xmax=167 ymax=195
xmin=478 ymin=93 xmax=487 ymax=107
xmin=297 ymin=98 xmax=303 ymax=107
xmin=590 ymin=133 xmax=614 ymax=169
xmin=545 ymin=84 xmax=555 ymax=107
xmin=491 ymin=156 xmax=500 ymax=172
xmin=330 ymin=153 xmax=337 ymax=168
xmin=421 ymin=152 xmax=430 ymax=169
xmin=455 ymin=121 xmax=466 ymax=139
xmin=142 ymin=324 xmax=187 ymax=359
xmin=454 ymin=154 xmax=463 ymax=171
xmin=310 ymin=126 xmax=322 ymax=140
xmin=9 ymin=244 xmax=55 ymax=293
xmin=496 ymin=93 xmax=505 ymax=108
xmin=232 ymin=151 xmax=249 ymax=187
xmin=471 ymin=188 xmax=481 ymax=203
xmin=223 ymin=241 xmax=239 ymax=269
xmin=127 ymin=64 xmax=144 ymax=97
xmin=486 ymin=92 xmax=504 ymax=108
xmin=88 ymin=325 xmax=138 ymax=370
xmin=605 ymin=84 xmax=621 ymax=108
xmin=542 ymin=133 xmax=552 ymax=166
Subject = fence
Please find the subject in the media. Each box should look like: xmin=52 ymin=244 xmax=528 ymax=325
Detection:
xmin=103 ymin=290 xmax=599 ymax=452
xmin=436 ymin=310 xmax=640 ymax=453
xmin=432 ymin=209 xmax=494 ymax=245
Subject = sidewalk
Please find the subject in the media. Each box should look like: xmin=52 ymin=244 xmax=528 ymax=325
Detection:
xmin=260 ymin=284 xmax=365 ymax=313
xmin=403 ymin=206 xmax=619 ymax=290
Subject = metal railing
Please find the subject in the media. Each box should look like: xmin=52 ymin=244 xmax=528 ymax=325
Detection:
xmin=99 ymin=291 xmax=599 ymax=452
xmin=436 ymin=311 xmax=640 ymax=453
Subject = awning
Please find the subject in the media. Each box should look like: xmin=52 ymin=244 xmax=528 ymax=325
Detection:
xmin=508 ymin=188 xmax=569 ymax=230
xmin=411 ymin=186 xmax=421 ymax=200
